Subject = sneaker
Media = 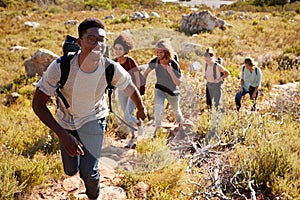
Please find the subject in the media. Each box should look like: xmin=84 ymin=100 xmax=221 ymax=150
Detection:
xmin=124 ymin=138 xmax=136 ymax=149
xmin=137 ymin=122 xmax=145 ymax=141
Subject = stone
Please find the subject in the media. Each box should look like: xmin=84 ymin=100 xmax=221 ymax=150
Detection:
xmin=24 ymin=48 xmax=59 ymax=77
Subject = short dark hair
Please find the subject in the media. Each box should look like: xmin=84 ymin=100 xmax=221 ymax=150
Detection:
xmin=78 ymin=18 xmax=105 ymax=38
xmin=113 ymin=33 xmax=134 ymax=54
xmin=244 ymin=57 xmax=255 ymax=66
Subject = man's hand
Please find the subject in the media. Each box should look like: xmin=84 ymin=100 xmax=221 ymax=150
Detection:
xmin=136 ymin=107 xmax=147 ymax=121
xmin=251 ymin=92 xmax=257 ymax=100
xmin=59 ymin=131 xmax=84 ymax=157
xmin=237 ymin=87 xmax=243 ymax=94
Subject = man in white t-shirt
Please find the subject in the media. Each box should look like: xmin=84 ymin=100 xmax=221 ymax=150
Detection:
xmin=32 ymin=18 xmax=146 ymax=200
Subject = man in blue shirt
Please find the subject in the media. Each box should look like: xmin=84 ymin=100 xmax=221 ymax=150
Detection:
xmin=235 ymin=57 xmax=262 ymax=111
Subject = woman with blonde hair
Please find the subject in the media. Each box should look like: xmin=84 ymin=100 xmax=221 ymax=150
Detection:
xmin=144 ymin=38 xmax=184 ymax=128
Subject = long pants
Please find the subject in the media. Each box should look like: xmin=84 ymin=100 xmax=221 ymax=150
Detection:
xmin=206 ymin=82 xmax=223 ymax=109
xmin=235 ymin=86 xmax=258 ymax=111
xmin=154 ymin=88 xmax=184 ymax=126
xmin=118 ymin=90 xmax=139 ymax=133
xmin=60 ymin=118 xmax=106 ymax=199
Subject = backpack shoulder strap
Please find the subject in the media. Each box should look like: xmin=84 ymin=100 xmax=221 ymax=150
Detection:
xmin=104 ymin=57 xmax=115 ymax=89
xmin=213 ymin=62 xmax=217 ymax=80
xmin=104 ymin=57 xmax=115 ymax=112
xmin=56 ymin=54 xmax=75 ymax=109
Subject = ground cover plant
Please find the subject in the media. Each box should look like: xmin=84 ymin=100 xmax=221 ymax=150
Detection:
xmin=0 ymin=0 xmax=299 ymax=199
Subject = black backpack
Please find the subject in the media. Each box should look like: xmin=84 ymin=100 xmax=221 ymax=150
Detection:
xmin=56 ymin=35 xmax=115 ymax=110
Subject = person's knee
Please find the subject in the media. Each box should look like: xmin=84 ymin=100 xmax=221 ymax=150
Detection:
xmin=64 ymin=168 xmax=78 ymax=176
xmin=80 ymin=169 xmax=99 ymax=182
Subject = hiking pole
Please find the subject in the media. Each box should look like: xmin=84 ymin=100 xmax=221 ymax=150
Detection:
xmin=107 ymin=88 xmax=138 ymax=131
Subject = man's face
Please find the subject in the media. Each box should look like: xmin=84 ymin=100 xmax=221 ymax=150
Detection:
xmin=79 ymin=27 xmax=106 ymax=61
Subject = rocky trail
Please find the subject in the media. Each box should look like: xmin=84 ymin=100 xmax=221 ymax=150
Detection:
xmin=29 ymin=122 xmax=185 ymax=200
xmin=29 ymin=82 xmax=299 ymax=200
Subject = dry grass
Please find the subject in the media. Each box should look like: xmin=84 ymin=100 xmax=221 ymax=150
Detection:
xmin=0 ymin=1 xmax=299 ymax=199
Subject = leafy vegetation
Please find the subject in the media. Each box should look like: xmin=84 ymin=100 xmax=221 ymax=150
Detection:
xmin=0 ymin=0 xmax=299 ymax=199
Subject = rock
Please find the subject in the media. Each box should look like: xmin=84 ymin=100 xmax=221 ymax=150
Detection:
xmin=104 ymin=15 xmax=115 ymax=20
xmin=150 ymin=11 xmax=160 ymax=18
xmin=62 ymin=176 xmax=82 ymax=192
xmin=5 ymin=92 xmax=20 ymax=106
xmin=101 ymin=186 xmax=126 ymax=200
xmin=24 ymin=48 xmax=59 ymax=77
xmin=133 ymin=182 xmax=149 ymax=199
xmin=190 ymin=61 xmax=202 ymax=72
xmin=8 ymin=45 xmax=28 ymax=52
xmin=180 ymin=42 xmax=204 ymax=59
xmin=63 ymin=20 xmax=78 ymax=26
xmin=24 ymin=21 xmax=40 ymax=29
xmin=100 ymin=157 xmax=118 ymax=170
xmin=180 ymin=10 xmax=228 ymax=34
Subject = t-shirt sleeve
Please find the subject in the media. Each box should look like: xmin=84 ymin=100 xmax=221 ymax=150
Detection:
xmin=240 ymin=65 xmax=245 ymax=79
xmin=171 ymin=60 xmax=181 ymax=78
xmin=128 ymin=57 xmax=139 ymax=72
xmin=148 ymin=58 xmax=157 ymax=70
xmin=111 ymin=62 xmax=131 ymax=91
xmin=256 ymin=67 xmax=263 ymax=87
xmin=37 ymin=59 xmax=61 ymax=97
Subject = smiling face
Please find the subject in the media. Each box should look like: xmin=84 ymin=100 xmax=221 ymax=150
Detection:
xmin=78 ymin=27 xmax=106 ymax=61
xmin=156 ymin=48 xmax=167 ymax=60
xmin=114 ymin=43 xmax=125 ymax=58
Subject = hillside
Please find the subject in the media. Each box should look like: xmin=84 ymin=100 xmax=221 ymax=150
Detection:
xmin=0 ymin=1 xmax=299 ymax=199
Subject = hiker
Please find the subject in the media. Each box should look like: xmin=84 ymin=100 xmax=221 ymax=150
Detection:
xmin=32 ymin=18 xmax=146 ymax=200
xmin=204 ymin=47 xmax=229 ymax=110
xmin=113 ymin=33 xmax=145 ymax=148
xmin=235 ymin=57 xmax=262 ymax=111
xmin=143 ymin=38 xmax=184 ymax=128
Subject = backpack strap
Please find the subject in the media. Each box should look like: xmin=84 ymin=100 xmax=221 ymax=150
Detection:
xmin=243 ymin=65 xmax=258 ymax=75
xmin=56 ymin=56 xmax=115 ymax=110
xmin=205 ymin=62 xmax=218 ymax=80
xmin=104 ymin=58 xmax=115 ymax=112
xmin=213 ymin=62 xmax=217 ymax=80
xmin=56 ymin=54 xmax=76 ymax=109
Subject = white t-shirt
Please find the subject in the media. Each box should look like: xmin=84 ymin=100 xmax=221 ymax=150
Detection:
xmin=37 ymin=54 xmax=131 ymax=130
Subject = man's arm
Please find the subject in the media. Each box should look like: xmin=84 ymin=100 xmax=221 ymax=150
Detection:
xmin=32 ymin=88 xmax=84 ymax=156
xmin=123 ymin=82 xmax=147 ymax=120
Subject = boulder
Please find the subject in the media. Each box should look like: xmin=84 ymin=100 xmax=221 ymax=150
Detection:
xmin=24 ymin=48 xmax=59 ymax=77
xmin=180 ymin=10 xmax=228 ymax=34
